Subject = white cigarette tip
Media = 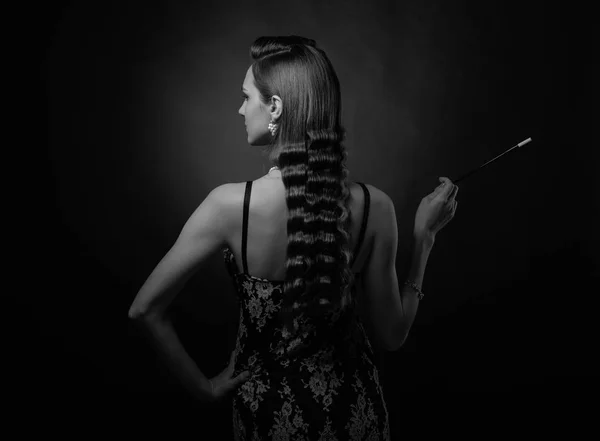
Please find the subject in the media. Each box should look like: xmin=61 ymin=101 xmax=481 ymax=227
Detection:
xmin=518 ymin=137 xmax=532 ymax=147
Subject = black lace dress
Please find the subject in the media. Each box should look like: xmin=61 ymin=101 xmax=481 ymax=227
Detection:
xmin=223 ymin=181 xmax=390 ymax=441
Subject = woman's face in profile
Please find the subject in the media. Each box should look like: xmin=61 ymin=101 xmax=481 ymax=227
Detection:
xmin=239 ymin=66 xmax=272 ymax=146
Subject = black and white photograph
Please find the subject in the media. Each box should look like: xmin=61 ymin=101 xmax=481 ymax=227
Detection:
xmin=11 ymin=0 xmax=596 ymax=438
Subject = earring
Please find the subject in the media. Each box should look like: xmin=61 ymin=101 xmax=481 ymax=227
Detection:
xmin=268 ymin=119 xmax=278 ymax=136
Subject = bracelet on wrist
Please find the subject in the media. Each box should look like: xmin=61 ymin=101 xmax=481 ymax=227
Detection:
xmin=404 ymin=280 xmax=424 ymax=300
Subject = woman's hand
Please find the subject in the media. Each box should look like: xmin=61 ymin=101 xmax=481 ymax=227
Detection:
xmin=414 ymin=177 xmax=459 ymax=241
xmin=208 ymin=350 xmax=251 ymax=403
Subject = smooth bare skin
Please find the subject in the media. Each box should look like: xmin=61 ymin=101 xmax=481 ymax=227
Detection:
xmin=239 ymin=66 xmax=282 ymax=146
xmin=360 ymin=177 xmax=458 ymax=351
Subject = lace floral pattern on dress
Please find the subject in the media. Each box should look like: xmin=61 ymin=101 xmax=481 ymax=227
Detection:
xmin=223 ymin=247 xmax=390 ymax=440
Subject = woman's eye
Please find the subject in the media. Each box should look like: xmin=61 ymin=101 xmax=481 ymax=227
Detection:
xmin=241 ymin=95 xmax=248 ymax=100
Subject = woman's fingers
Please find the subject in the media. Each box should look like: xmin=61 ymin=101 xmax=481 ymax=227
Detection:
xmin=436 ymin=180 xmax=455 ymax=200
xmin=450 ymin=184 xmax=459 ymax=200
xmin=439 ymin=200 xmax=457 ymax=229
xmin=227 ymin=351 xmax=236 ymax=369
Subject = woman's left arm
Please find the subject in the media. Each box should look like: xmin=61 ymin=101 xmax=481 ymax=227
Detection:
xmin=128 ymin=183 xmax=235 ymax=402
xmin=138 ymin=311 xmax=214 ymax=402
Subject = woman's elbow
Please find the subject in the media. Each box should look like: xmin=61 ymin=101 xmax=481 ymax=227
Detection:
xmin=128 ymin=305 xmax=144 ymax=320
xmin=128 ymin=302 xmax=165 ymax=324
xmin=128 ymin=301 xmax=151 ymax=321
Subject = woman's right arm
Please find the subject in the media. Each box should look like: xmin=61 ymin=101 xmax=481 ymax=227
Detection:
xmin=360 ymin=192 xmax=433 ymax=351
xmin=392 ymin=234 xmax=434 ymax=349
xmin=360 ymin=178 xmax=457 ymax=351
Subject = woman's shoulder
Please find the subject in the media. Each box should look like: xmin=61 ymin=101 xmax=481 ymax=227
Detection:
xmin=348 ymin=181 xmax=387 ymax=206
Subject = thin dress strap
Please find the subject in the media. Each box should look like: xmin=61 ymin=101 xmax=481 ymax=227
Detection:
xmin=241 ymin=180 xmax=252 ymax=274
xmin=351 ymin=182 xmax=370 ymax=268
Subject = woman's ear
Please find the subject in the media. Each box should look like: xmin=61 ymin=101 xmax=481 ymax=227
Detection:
xmin=270 ymin=95 xmax=283 ymax=119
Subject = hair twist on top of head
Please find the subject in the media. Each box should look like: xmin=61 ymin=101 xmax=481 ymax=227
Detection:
xmin=249 ymin=36 xmax=355 ymax=359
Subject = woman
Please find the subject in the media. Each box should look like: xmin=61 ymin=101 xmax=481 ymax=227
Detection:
xmin=129 ymin=35 xmax=458 ymax=440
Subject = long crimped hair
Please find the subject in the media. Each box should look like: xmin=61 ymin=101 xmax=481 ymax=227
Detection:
xmin=249 ymin=36 xmax=355 ymax=358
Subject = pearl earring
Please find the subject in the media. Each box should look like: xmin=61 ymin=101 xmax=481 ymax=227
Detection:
xmin=268 ymin=119 xmax=278 ymax=136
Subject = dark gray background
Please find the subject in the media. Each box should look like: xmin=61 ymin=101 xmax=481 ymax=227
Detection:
xmin=11 ymin=0 xmax=596 ymax=437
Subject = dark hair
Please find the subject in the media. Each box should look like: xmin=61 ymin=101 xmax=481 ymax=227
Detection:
xmin=249 ymin=36 xmax=355 ymax=358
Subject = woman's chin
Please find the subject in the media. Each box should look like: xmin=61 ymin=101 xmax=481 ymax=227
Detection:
xmin=248 ymin=136 xmax=268 ymax=147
